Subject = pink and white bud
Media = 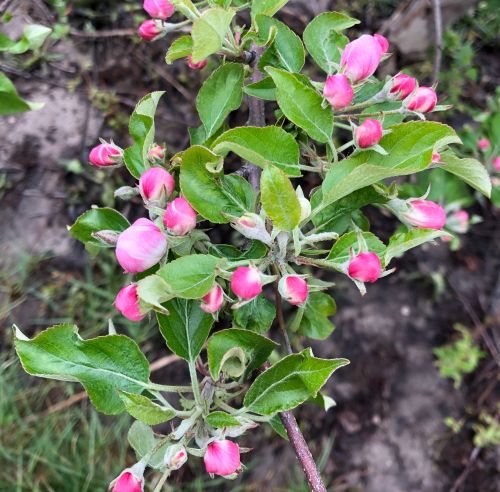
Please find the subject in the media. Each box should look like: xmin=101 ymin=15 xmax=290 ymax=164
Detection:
xmin=231 ymin=266 xmax=262 ymax=300
xmin=432 ymin=152 xmax=441 ymax=163
xmin=139 ymin=167 xmax=175 ymax=203
xmin=138 ymin=19 xmax=162 ymax=41
xmin=478 ymin=138 xmax=490 ymax=151
xmin=187 ymin=56 xmax=208 ymax=69
xmin=389 ymin=73 xmax=416 ymax=100
xmin=374 ymin=34 xmax=389 ymax=53
xmin=348 ymin=252 xmax=381 ymax=283
xmin=340 ymin=34 xmax=384 ymax=83
xmin=89 ymin=143 xmax=121 ymax=167
xmin=163 ymin=197 xmax=197 ymax=235
xmin=493 ymin=157 xmax=500 ymax=171
xmin=148 ymin=145 xmax=166 ymax=161
xmin=447 ymin=210 xmax=469 ymax=234
xmin=110 ymin=466 xmax=144 ymax=492
xmin=204 ymin=440 xmax=241 ymax=477
xmin=407 ymin=86 xmax=437 ymax=113
xmin=278 ymin=275 xmax=308 ymax=306
xmin=164 ymin=444 xmax=188 ymax=470
xmin=405 ymin=199 xmax=446 ymax=229
xmin=231 ymin=213 xmax=272 ymax=245
xmin=323 ymin=74 xmax=354 ymax=110
xmin=143 ymin=0 xmax=174 ymax=19
xmin=355 ymin=119 xmax=383 ymax=148
xmin=115 ymin=284 xmax=145 ymax=322
xmin=200 ymin=284 xmax=224 ymax=314
xmin=116 ymin=218 xmax=167 ymax=273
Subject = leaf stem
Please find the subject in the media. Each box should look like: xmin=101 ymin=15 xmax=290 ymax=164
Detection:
xmin=188 ymin=360 xmax=203 ymax=408
xmin=336 ymin=108 xmax=402 ymax=120
xmin=146 ymin=381 xmax=193 ymax=393
xmin=153 ymin=468 xmax=171 ymax=492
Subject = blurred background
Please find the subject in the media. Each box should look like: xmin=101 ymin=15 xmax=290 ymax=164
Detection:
xmin=0 ymin=1 xmax=499 ymax=491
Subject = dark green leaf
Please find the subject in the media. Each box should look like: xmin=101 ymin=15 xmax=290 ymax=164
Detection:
xmin=297 ymin=292 xmax=336 ymax=340
xmin=205 ymin=411 xmax=241 ymax=428
xmin=243 ymin=76 xmax=276 ymax=101
xmin=233 ymin=295 xmax=276 ymax=333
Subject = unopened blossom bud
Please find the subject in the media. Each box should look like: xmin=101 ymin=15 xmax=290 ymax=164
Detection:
xmin=374 ymin=33 xmax=389 ymax=53
xmin=231 ymin=213 xmax=272 ymax=245
xmin=405 ymin=199 xmax=446 ymax=229
xmin=138 ymin=19 xmax=162 ymax=41
xmin=432 ymin=152 xmax=441 ymax=163
xmin=116 ymin=218 xmax=167 ymax=273
xmin=348 ymin=252 xmax=381 ymax=283
xmin=187 ymin=56 xmax=207 ymax=69
xmin=389 ymin=73 xmax=416 ymax=100
xmin=200 ymin=284 xmax=224 ymax=314
xmin=278 ymin=275 xmax=308 ymax=306
xmin=323 ymin=74 xmax=353 ymax=110
xmin=143 ymin=0 xmax=174 ymax=19
xmin=407 ymin=86 xmax=437 ymax=113
xmin=110 ymin=466 xmax=144 ymax=492
xmin=89 ymin=142 xmax=121 ymax=167
xmin=204 ymin=440 xmax=241 ymax=477
xmin=448 ymin=210 xmax=469 ymax=234
xmin=148 ymin=145 xmax=166 ymax=161
xmin=478 ymin=138 xmax=490 ymax=151
xmin=296 ymin=186 xmax=311 ymax=222
xmin=139 ymin=167 xmax=175 ymax=203
xmin=163 ymin=197 xmax=197 ymax=235
xmin=164 ymin=444 xmax=188 ymax=470
xmin=231 ymin=266 xmax=262 ymax=300
xmin=340 ymin=34 xmax=384 ymax=83
xmin=493 ymin=157 xmax=500 ymax=171
xmin=115 ymin=284 xmax=145 ymax=322
xmin=355 ymin=119 xmax=383 ymax=148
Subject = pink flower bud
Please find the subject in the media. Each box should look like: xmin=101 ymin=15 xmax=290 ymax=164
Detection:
xmin=389 ymin=73 xmax=416 ymax=100
xmin=163 ymin=197 xmax=197 ymax=235
xmin=323 ymin=74 xmax=354 ymax=110
xmin=355 ymin=119 xmax=383 ymax=148
xmin=204 ymin=440 xmax=241 ymax=477
xmin=116 ymin=218 xmax=167 ymax=273
xmin=200 ymin=284 xmax=224 ymax=313
xmin=348 ymin=252 xmax=381 ymax=283
xmin=432 ymin=152 xmax=441 ymax=163
xmin=148 ymin=145 xmax=166 ymax=161
xmin=115 ymin=284 xmax=145 ymax=322
xmin=374 ymin=34 xmax=389 ymax=53
xmin=478 ymin=138 xmax=490 ymax=151
xmin=89 ymin=143 xmax=121 ymax=167
xmin=164 ymin=444 xmax=188 ymax=470
xmin=110 ymin=468 xmax=144 ymax=492
xmin=340 ymin=34 xmax=384 ymax=83
xmin=231 ymin=266 xmax=262 ymax=300
xmin=187 ymin=56 xmax=208 ymax=69
xmin=279 ymin=275 xmax=308 ymax=306
xmin=493 ymin=157 xmax=500 ymax=171
xmin=448 ymin=210 xmax=469 ymax=234
xmin=407 ymin=86 xmax=437 ymax=113
xmin=143 ymin=0 xmax=174 ymax=19
xmin=231 ymin=213 xmax=272 ymax=245
xmin=139 ymin=167 xmax=175 ymax=203
xmin=405 ymin=199 xmax=446 ymax=229
xmin=138 ymin=19 xmax=161 ymax=41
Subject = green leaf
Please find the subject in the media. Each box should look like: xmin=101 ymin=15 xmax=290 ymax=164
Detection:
xmin=180 ymin=145 xmax=255 ymax=223
xmin=165 ymin=35 xmax=193 ymax=63
xmin=127 ymin=421 xmax=170 ymax=470
xmin=232 ymin=295 xmax=276 ymax=333
xmin=243 ymin=349 xmax=349 ymax=415
xmin=303 ymin=12 xmax=359 ymax=73
xmin=0 ymin=24 xmax=52 ymax=55
xmin=266 ymin=67 xmax=334 ymax=143
xmin=384 ymin=229 xmax=447 ymax=265
xmin=123 ymin=91 xmax=165 ymax=178
xmin=157 ymin=299 xmax=214 ymax=361
xmin=297 ymin=292 xmax=336 ymax=340
xmin=243 ymin=76 xmax=276 ymax=101
xmin=158 ymin=254 xmax=219 ymax=299
xmin=269 ymin=414 xmax=289 ymax=440
xmin=251 ymin=0 xmax=289 ymax=19
xmin=261 ymin=165 xmax=301 ymax=231
xmin=207 ymin=328 xmax=278 ymax=380
xmin=0 ymin=72 xmax=43 ymax=115
xmin=321 ymin=122 xmax=461 ymax=207
xmin=191 ymin=8 xmax=235 ymax=62
xmin=440 ymin=155 xmax=491 ymax=198
xmin=205 ymin=411 xmax=241 ymax=428
xmin=327 ymin=231 xmax=386 ymax=264
xmin=14 ymin=324 xmax=150 ymax=415
xmin=196 ymin=63 xmax=244 ymax=138
xmin=69 ymin=207 xmax=130 ymax=247
xmin=256 ymin=16 xmax=305 ymax=73
xmin=137 ymin=275 xmax=173 ymax=311
xmin=209 ymin=241 xmax=268 ymax=261
xmin=212 ymin=126 xmax=301 ymax=176
xmin=118 ymin=391 xmax=176 ymax=425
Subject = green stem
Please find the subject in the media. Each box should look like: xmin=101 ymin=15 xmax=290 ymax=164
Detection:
xmin=333 ymin=121 xmax=352 ymax=130
xmin=153 ymin=468 xmax=171 ymax=492
xmin=337 ymin=139 xmax=354 ymax=153
xmin=336 ymin=109 xmax=402 ymax=120
xmin=146 ymin=381 xmax=193 ymax=393
xmin=188 ymin=361 xmax=203 ymax=408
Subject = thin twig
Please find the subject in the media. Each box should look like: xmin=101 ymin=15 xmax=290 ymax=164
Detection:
xmin=431 ymin=0 xmax=443 ymax=84
xmin=70 ymin=28 xmax=137 ymax=38
xmin=449 ymin=447 xmax=480 ymax=492
xmin=274 ymin=275 xmax=293 ymax=355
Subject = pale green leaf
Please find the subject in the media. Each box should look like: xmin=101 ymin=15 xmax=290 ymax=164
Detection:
xmin=118 ymin=391 xmax=176 ymax=425
xmin=440 ymin=155 xmax=491 ymax=197
xmin=384 ymin=229 xmax=447 ymax=265
xmin=165 ymin=35 xmax=193 ymax=63
xmin=205 ymin=411 xmax=241 ymax=428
